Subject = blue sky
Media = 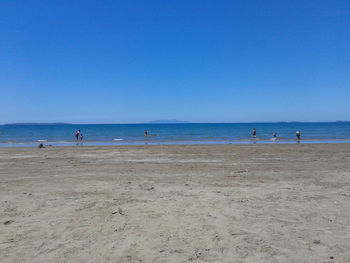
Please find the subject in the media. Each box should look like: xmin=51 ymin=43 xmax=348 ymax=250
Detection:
xmin=0 ymin=0 xmax=349 ymax=123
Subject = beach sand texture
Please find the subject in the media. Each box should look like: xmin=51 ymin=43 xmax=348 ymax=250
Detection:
xmin=1 ymin=144 xmax=350 ymax=263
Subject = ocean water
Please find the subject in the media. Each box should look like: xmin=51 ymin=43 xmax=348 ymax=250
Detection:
xmin=1 ymin=122 xmax=350 ymax=147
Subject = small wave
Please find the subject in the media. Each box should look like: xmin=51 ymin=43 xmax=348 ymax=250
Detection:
xmin=113 ymin=138 xmax=123 ymax=141
xmin=6 ymin=141 xmax=25 ymax=144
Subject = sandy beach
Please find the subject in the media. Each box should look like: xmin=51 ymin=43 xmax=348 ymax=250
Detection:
xmin=1 ymin=144 xmax=350 ymax=263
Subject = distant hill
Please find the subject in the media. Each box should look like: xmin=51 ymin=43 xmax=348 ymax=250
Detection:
xmin=3 ymin=122 xmax=72 ymax=125
xmin=148 ymin=120 xmax=189 ymax=124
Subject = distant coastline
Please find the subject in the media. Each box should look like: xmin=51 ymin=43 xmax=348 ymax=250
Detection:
xmin=148 ymin=120 xmax=189 ymax=124
xmin=1 ymin=121 xmax=349 ymax=126
xmin=3 ymin=123 xmax=73 ymax=126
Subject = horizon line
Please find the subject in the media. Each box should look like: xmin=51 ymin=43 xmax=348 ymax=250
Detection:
xmin=1 ymin=120 xmax=350 ymax=125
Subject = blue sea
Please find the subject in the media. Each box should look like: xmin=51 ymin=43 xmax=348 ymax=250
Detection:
xmin=1 ymin=123 xmax=350 ymax=147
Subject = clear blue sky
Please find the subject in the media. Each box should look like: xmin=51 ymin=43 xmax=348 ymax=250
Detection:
xmin=1 ymin=0 xmax=349 ymax=123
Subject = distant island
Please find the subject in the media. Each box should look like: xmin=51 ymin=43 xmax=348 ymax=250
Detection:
xmin=3 ymin=123 xmax=73 ymax=125
xmin=148 ymin=120 xmax=189 ymax=124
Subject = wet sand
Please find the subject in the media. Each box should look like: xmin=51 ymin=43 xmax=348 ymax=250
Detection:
xmin=1 ymin=144 xmax=350 ymax=263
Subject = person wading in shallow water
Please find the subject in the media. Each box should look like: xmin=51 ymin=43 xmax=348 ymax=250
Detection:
xmin=252 ymin=128 xmax=257 ymax=137
xmin=296 ymin=131 xmax=301 ymax=140
xmin=75 ymin=129 xmax=81 ymax=141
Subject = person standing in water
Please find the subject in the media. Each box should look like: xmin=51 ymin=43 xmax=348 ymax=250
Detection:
xmin=252 ymin=128 xmax=257 ymax=137
xmin=271 ymin=132 xmax=277 ymax=142
xmin=144 ymin=130 xmax=148 ymax=136
xmin=296 ymin=131 xmax=301 ymax=140
xmin=75 ymin=129 xmax=81 ymax=141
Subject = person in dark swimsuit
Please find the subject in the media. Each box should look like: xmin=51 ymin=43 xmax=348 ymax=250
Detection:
xmin=75 ymin=129 xmax=81 ymax=141
xmin=252 ymin=128 xmax=257 ymax=137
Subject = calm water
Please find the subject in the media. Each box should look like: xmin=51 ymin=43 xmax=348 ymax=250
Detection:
xmin=1 ymin=123 xmax=350 ymax=147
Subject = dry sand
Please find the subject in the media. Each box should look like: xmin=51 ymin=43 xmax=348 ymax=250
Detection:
xmin=1 ymin=144 xmax=350 ymax=263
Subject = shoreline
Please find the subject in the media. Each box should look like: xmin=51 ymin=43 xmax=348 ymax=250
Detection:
xmin=2 ymin=138 xmax=350 ymax=148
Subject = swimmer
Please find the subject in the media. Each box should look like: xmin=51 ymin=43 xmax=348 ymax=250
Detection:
xmin=271 ymin=132 xmax=277 ymax=142
xmin=75 ymin=129 xmax=81 ymax=141
xmin=252 ymin=128 xmax=257 ymax=137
